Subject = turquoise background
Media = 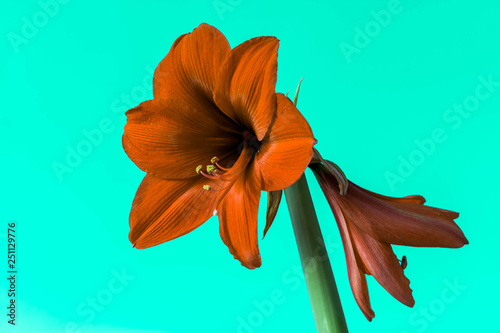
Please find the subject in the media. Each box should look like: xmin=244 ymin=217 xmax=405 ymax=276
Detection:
xmin=1 ymin=0 xmax=498 ymax=332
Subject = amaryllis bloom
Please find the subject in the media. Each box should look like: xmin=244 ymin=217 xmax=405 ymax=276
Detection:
xmin=310 ymin=160 xmax=468 ymax=321
xmin=123 ymin=23 xmax=316 ymax=269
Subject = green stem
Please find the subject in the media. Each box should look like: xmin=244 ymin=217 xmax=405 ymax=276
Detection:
xmin=284 ymin=174 xmax=349 ymax=333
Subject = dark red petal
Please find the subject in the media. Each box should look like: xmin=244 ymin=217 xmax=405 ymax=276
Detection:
xmin=123 ymin=99 xmax=240 ymax=179
xmin=214 ymin=37 xmax=279 ymax=141
xmin=358 ymin=187 xmax=426 ymax=204
xmin=339 ymin=182 xmax=468 ymax=248
xmin=129 ymin=174 xmax=218 ymax=249
xmin=257 ymin=93 xmax=315 ymax=191
xmin=313 ymin=166 xmax=375 ymax=320
xmin=349 ymin=224 xmax=415 ymax=308
xmin=218 ymin=160 xmax=262 ymax=269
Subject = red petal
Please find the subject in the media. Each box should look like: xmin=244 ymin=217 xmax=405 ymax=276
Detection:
xmin=129 ymin=174 xmax=218 ymax=249
xmin=153 ymin=23 xmax=231 ymax=116
xmin=123 ymin=99 xmax=240 ymax=179
xmin=218 ymin=160 xmax=262 ymax=269
xmin=257 ymin=93 xmax=315 ymax=191
xmin=214 ymin=37 xmax=279 ymax=141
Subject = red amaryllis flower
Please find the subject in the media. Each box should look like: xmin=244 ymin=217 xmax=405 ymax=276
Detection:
xmin=123 ymin=23 xmax=316 ymax=269
xmin=310 ymin=160 xmax=468 ymax=321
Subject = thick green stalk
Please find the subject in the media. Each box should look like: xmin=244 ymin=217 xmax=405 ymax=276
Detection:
xmin=284 ymin=174 xmax=349 ymax=333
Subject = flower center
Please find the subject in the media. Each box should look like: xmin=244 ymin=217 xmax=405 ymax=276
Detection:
xmin=242 ymin=130 xmax=261 ymax=152
xmin=194 ymin=132 xmax=260 ymax=192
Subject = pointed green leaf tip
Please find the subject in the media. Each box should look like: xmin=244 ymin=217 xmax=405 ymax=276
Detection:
xmin=293 ymin=77 xmax=304 ymax=106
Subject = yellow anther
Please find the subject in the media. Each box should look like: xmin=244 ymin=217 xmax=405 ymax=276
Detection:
xmin=196 ymin=165 xmax=203 ymax=174
xmin=203 ymin=185 xmax=211 ymax=191
xmin=211 ymin=156 xmax=219 ymax=164
xmin=206 ymin=165 xmax=217 ymax=174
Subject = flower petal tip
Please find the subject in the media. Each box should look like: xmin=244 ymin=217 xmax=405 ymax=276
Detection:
xmin=224 ymin=243 xmax=262 ymax=270
xmin=408 ymin=298 xmax=416 ymax=308
xmin=447 ymin=227 xmax=469 ymax=248
xmin=238 ymin=255 xmax=262 ymax=270
xmin=400 ymin=290 xmax=416 ymax=308
xmin=363 ymin=309 xmax=375 ymax=322
xmin=243 ymin=262 xmax=261 ymax=270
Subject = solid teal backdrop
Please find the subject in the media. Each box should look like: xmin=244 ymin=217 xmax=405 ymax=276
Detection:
xmin=1 ymin=1 xmax=498 ymax=332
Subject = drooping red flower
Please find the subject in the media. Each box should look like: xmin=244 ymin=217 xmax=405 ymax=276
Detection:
xmin=123 ymin=23 xmax=316 ymax=268
xmin=310 ymin=160 xmax=468 ymax=321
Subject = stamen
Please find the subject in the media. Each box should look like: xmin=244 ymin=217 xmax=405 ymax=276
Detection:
xmin=199 ymin=170 xmax=219 ymax=180
xmin=399 ymin=255 xmax=408 ymax=269
xmin=203 ymin=185 xmax=211 ymax=191
xmin=210 ymin=156 xmax=230 ymax=171
xmin=206 ymin=165 xmax=217 ymax=174
xmin=215 ymin=161 xmax=230 ymax=171
xmin=196 ymin=155 xmax=232 ymax=182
